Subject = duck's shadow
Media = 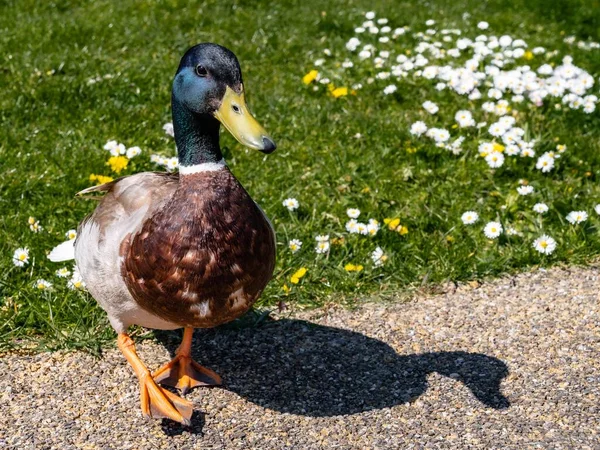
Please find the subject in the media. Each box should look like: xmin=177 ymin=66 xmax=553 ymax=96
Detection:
xmin=156 ymin=318 xmax=509 ymax=434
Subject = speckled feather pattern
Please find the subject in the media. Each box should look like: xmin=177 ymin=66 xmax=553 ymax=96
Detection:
xmin=121 ymin=169 xmax=276 ymax=328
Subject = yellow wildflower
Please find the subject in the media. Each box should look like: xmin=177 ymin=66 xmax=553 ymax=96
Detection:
xmin=344 ymin=263 xmax=364 ymax=272
xmin=493 ymin=143 xmax=505 ymax=153
xmin=282 ymin=284 xmax=291 ymax=294
xmin=89 ymin=174 xmax=114 ymax=185
xmin=302 ymin=70 xmax=318 ymax=84
xmin=398 ymin=225 xmax=408 ymax=235
xmin=332 ymin=87 xmax=348 ymax=98
xmin=28 ymin=216 xmax=36 ymax=225
xmin=361 ymin=187 xmax=371 ymax=193
xmin=290 ymin=267 xmax=307 ymax=284
xmin=384 ymin=218 xmax=401 ymax=230
xmin=106 ymin=155 xmax=129 ymax=174
xmin=524 ymin=51 xmax=533 ymax=60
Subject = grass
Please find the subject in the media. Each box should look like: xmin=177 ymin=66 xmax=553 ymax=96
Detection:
xmin=1 ymin=0 xmax=599 ymax=351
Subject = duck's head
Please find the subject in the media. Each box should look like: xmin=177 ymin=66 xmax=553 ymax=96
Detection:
xmin=172 ymin=43 xmax=276 ymax=154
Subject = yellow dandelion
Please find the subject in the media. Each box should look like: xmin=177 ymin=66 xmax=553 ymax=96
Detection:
xmin=302 ymin=70 xmax=318 ymax=85
xmin=344 ymin=263 xmax=363 ymax=272
xmin=106 ymin=155 xmax=129 ymax=174
xmin=89 ymin=174 xmax=114 ymax=185
xmin=524 ymin=51 xmax=533 ymax=60
xmin=332 ymin=87 xmax=348 ymax=98
xmin=290 ymin=267 xmax=307 ymax=284
xmin=282 ymin=284 xmax=291 ymax=294
xmin=492 ymin=143 xmax=505 ymax=153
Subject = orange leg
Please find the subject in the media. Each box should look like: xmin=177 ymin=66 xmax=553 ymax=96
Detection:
xmin=153 ymin=327 xmax=222 ymax=394
xmin=117 ymin=333 xmax=193 ymax=425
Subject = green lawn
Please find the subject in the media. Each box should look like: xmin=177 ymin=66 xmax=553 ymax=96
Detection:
xmin=1 ymin=0 xmax=599 ymax=351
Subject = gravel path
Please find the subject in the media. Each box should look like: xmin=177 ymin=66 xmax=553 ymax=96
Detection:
xmin=1 ymin=265 xmax=599 ymax=449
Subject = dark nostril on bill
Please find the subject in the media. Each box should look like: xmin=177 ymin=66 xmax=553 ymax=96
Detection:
xmin=232 ymin=104 xmax=241 ymax=114
xmin=261 ymin=136 xmax=276 ymax=154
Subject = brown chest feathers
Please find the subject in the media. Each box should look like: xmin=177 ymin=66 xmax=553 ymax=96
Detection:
xmin=121 ymin=169 xmax=276 ymax=328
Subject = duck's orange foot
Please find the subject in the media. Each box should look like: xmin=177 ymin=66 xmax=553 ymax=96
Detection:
xmin=153 ymin=354 xmax=222 ymax=394
xmin=139 ymin=372 xmax=194 ymax=425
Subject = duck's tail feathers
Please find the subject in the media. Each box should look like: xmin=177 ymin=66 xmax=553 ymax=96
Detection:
xmin=48 ymin=240 xmax=75 ymax=262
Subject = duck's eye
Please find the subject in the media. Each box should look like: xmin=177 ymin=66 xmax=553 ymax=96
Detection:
xmin=195 ymin=65 xmax=208 ymax=77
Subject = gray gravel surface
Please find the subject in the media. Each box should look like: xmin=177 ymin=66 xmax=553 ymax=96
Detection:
xmin=1 ymin=265 xmax=599 ymax=449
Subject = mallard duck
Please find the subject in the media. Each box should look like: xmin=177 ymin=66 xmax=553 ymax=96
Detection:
xmin=49 ymin=43 xmax=277 ymax=425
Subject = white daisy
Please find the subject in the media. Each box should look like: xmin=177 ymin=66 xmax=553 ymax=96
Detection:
xmin=371 ymin=247 xmax=387 ymax=267
xmin=461 ymin=211 xmax=479 ymax=225
xmin=383 ymin=84 xmax=397 ymax=95
xmin=283 ymin=198 xmax=300 ymax=211
xmin=477 ymin=21 xmax=489 ymax=30
xmin=163 ymin=123 xmax=174 ymax=137
xmin=533 ymin=203 xmax=549 ymax=214
xmin=410 ymin=121 xmax=428 ymax=136
xmin=485 ymin=152 xmax=505 ymax=168
xmin=345 ymin=219 xmax=359 ymax=234
xmin=533 ymin=235 xmax=557 ymax=255
xmin=34 ymin=279 xmax=53 ymax=290
xmin=315 ymin=240 xmax=330 ymax=254
xmin=484 ymin=221 xmax=503 ymax=239
xmin=126 ymin=146 xmax=142 ymax=159
xmin=288 ymin=239 xmax=302 ymax=253
xmin=56 ymin=267 xmax=71 ymax=278
xmin=565 ymin=211 xmax=588 ymax=224
xmin=595 ymin=204 xmax=600 ymax=215
xmin=68 ymin=272 xmax=86 ymax=290
xmin=12 ymin=247 xmax=29 ymax=267
xmin=66 ymin=229 xmax=77 ymax=240
xmin=422 ymin=100 xmax=439 ymax=114
xmin=366 ymin=219 xmax=379 ymax=236
xmin=346 ymin=208 xmax=361 ymax=219
xmin=517 ymin=185 xmax=534 ymax=196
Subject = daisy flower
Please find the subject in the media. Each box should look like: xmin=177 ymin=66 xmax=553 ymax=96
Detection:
xmin=485 ymin=152 xmax=505 ymax=168
xmin=536 ymin=153 xmax=555 ymax=172
xmin=383 ymin=85 xmax=397 ymax=95
xmin=12 ymin=247 xmax=29 ymax=267
xmin=65 ymin=229 xmax=77 ymax=240
xmin=366 ymin=219 xmax=379 ymax=236
xmin=533 ymin=203 xmax=549 ymax=213
xmin=566 ymin=211 xmax=588 ymax=224
xmin=283 ymin=198 xmax=300 ymax=211
xmin=533 ymin=235 xmax=557 ymax=255
xmin=56 ymin=267 xmax=71 ymax=278
xmin=356 ymin=222 xmax=368 ymax=235
xmin=477 ymin=21 xmax=489 ymax=30
xmin=126 ymin=146 xmax=142 ymax=159
xmin=422 ymin=100 xmax=439 ymax=114
xmin=68 ymin=272 xmax=86 ymax=290
xmin=595 ymin=204 xmax=600 ymax=215
xmin=484 ymin=221 xmax=503 ymax=239
xmin=315 ymin=240 xmax=330 ymax=254
xmin=410 ymin=121 xmax=428 ymax=136
xmin=288 ymin=239 xmax=302 ymax=253
xmin=461 ymin=211 xmax=479 ymax=225
xmin=163 ymin=122 xmax=174 ymax=137
xmin=517 ymin=185 xmax=534 ymax=196
xmin=346 ymin=219 xmax=359 ymax=233
xmin=29 ymin=219 xmax=42 ymax=233
xmin=34 ymin=279 xmax=53 ymax=290
xmin=346 ymin=208 xmax=361 ymax=218
xmin=371 ymin=247 xmax=387 ymax=267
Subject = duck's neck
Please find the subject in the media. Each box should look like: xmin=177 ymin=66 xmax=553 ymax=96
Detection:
xmin=172 ymin=96 xmax=224 ymax=167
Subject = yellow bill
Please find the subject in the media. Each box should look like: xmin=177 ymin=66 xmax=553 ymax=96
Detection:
xmin=214 ymin=86 xmax=276 ymax=153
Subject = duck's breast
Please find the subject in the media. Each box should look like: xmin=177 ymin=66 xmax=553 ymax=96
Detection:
xmin=121 ymin=169 xmax=276 ymax=328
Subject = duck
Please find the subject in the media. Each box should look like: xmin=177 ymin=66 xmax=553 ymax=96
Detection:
xmin=48 ymin=43 xmax=277 ymax=425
